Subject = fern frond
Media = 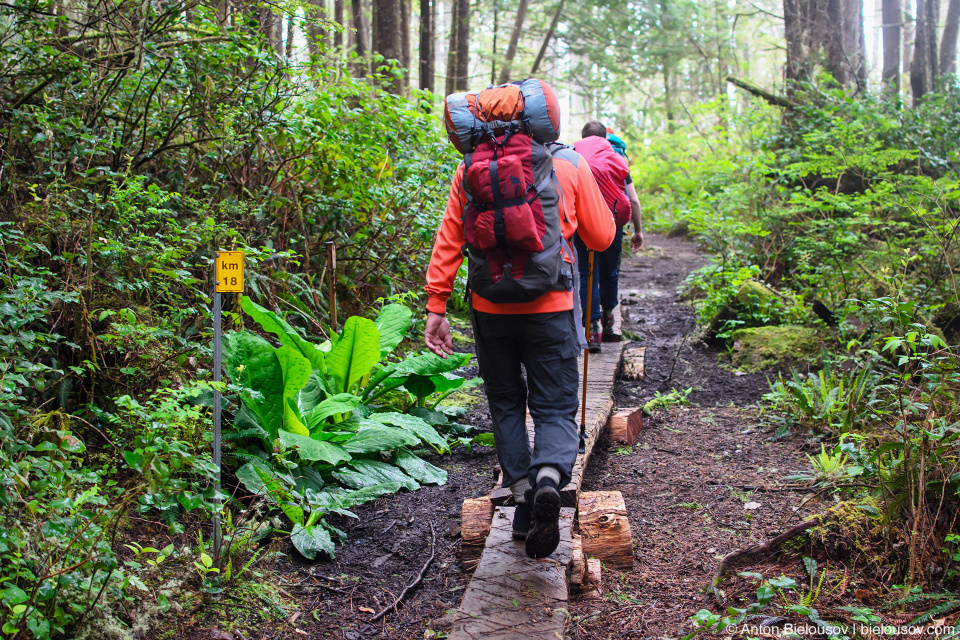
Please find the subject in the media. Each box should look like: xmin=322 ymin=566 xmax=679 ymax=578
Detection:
xmin=880 ymin=592 xmax=956 ymax=611
xmin=907 ymin=600 xmax=960 ymax=626
xmin=224 ymin=450 xmax=269 ymax=466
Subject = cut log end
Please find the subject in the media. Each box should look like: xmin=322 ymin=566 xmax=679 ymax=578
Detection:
xmin=579 ymin=491 xmax=634 ymax=570
xmin=461 ymin=496 xmax=494 ymax=564
xmin=622 ymin=347 xmax=646 ymax=380
xmin=609 ymin=407 xmax=643 ymax=445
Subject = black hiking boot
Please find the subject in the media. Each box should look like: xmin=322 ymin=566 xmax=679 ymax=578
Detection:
xmin=524 ymin=480 xmax=561 ymax=558
xmin=601 ymin=309 xmax=621 ymax=342
xmin=587 ymin=319 xmax=602 ymax=353
xmin=512 ymin=501 xmax=531 ymax=540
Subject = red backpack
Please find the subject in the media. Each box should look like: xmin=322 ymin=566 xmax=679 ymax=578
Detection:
xmin=443 ymin=79 xmax=573 ymax=304
xmin=573 ymin=136 xmax=631 ymax=226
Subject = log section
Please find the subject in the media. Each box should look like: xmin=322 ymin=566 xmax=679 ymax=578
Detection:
xmin=461 ymin=496 xmax=494 ymax=565
xmin=609 ymin=407 xmax=643 ymax=445
xmin=579 ymin=491 xmax=634 ymax=570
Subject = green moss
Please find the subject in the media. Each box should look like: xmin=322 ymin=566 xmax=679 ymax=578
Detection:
xmin=451 ymin=330 xmax=473 ymax=346
xmin=730 ymin=325 xmax=820 ymax=372
xmin=735 ymin=280 xmax=779 ymax=308
xmin=443 ymin=383 xmax=484 ymax=407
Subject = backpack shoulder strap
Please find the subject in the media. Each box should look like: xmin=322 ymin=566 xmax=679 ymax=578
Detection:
xmin=545 ymin=142 xmax=581 ymax=167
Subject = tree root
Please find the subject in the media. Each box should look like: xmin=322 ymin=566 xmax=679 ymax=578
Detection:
xmin=708 ymin=516 xmax=824 ymax=605
xmin=370 ymin=522 xmax=437 ymax=622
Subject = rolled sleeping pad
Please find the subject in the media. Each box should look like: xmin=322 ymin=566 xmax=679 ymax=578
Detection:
xmin=443 ymin=79 xmax=561 ymax=154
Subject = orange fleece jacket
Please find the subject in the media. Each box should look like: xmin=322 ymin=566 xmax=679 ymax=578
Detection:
xmin=425 ymin=146 xmax=615 ymax=315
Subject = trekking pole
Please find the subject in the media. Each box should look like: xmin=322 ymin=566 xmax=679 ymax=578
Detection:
xmin=579 ymin=250 xmax=595 ymax=454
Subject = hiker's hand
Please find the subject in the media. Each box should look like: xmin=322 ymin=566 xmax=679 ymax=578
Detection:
xmin=631 ymin=229 xmax=644 ymax=253
xmin=424 ymin=312 xmax=454 ymax=358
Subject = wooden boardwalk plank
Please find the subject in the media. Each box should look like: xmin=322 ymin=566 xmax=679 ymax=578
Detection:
xmin=449 ymin=507 xmax=575 ymax=640
xmin=565 ymin=306 xmax=625 ymax=505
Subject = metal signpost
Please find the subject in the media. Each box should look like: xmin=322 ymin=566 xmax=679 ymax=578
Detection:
xmin=212 ymin=251 xmax=243 ymax=561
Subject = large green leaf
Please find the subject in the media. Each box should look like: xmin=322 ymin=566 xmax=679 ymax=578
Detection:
xmin=227 ymin=332 xmax=284 ymax=437
xmin=297 ymin=374 xmax=328 ymax=416
xmin=369 ymin=412 xmax=448 ymax=452
xmin=305 ymin=393 xmax=362 ymax=432
xmin=360 ymin=362 xmax=407 ymax=402
xmin=343 ymin=425 xmax=419 ymax=454
xmin=402 ymin=375 xmax=436 ymax=401
xmin=278 ymin=430 xmax=352 ymax=465
xmin=241 ymin=296 xmax=326 ymax=373
xmin=291 ymin=523 xmax=335 ymax=560
xmin=236 ymin=462 xmax=303 ymax=525
xmin=402 ymin=372 xmax=467 ymax=402
xmin=393 ymin=351 xmax=472 ymax=376
xmin=313 ymin=482 xmax=404 ymax=512
xmin=393 ymin=449 xmax=448 ymax=485
xmin=326 ymin=316 xmax=381 ymax=394
xmin=224 ymin=330 xmax=275 ymax=379
xmin=374 ymin=304 xmax=412 ymax=357
xmin=275 ymin=345 xmax=312 ymax=436
xmin=231 ymin=404 xmax=270 ymax=442
xmin=333 ymin=460 xmax=419 ymax=491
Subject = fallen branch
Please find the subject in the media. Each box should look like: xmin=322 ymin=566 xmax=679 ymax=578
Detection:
xmin=370 ymin=522 xmax=436 ymax=622
xmin=709 ymin=515 xmax=823 ymax=605
xmin=726 ymin=75 xmax=793 ymax=109
xmin=655 ymin=333 xmax=688 ymax=392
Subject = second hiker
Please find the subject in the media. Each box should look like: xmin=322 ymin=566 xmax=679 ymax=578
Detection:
xmin=573 ymin=120 xmax=645 ymax=351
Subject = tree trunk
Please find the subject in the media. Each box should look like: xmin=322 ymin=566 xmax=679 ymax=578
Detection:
xmin=912 ymin=0 xmax=928 ymax=99
xmin=663 ymin=62 xmax=675 ymax=134
xmin=496 ymin=0 xmax=529 ymax=84
xmin=286 ymin=16 xmax=294 ymax=58
xmin=924 ymin=0 xmax=939 ymax=84
xmin=419 ymin=0 xmax=434 ymax=91
xmin=373 ymin=0 xmax=403 ymax=92
xmin=882 ymin=0 xmax=902 ymax=94
xmin=335 ymin=0 xmax=344 ymax=48
xmin=352 ymin=0 xmax=370 ymax=75
xmin=307 ymin=9 xmax=322 ymax=60
xmin=903 ymin=6 xmax=915 ymax=77
xmin=825 ymin=0 xmax=848 ymax=83
xmin=842 ymin=0 xmax=867 ymax=88
xmin=401 ymin=0 xmax=411 ymax=91
xmin=942 ymin=0 xmax=960 ymax=74
xmin=453 ymin=0 xmax=470 ymax=90
xmin=531 ymin=0 xmax=564 ymax=75
xmin=783 ymin=0 xmax=807 ymax=81
xmin=491 ymin=0 xmax=498 ymax=84
xmin=371 ymin=0 xmax=379 ymax=59
xmin=445 ymin=0 xmax=459 ymax=95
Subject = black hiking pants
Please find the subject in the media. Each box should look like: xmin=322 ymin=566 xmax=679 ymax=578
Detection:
xmin=471 ymin=308 xmax=581 ymax=490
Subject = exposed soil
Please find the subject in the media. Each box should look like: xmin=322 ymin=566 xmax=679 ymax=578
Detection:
xmin=167 ymin=234 xmax=874 ymax=640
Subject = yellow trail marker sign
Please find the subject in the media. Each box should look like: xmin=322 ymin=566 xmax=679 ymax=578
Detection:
xmin=215 ymin=251 xmax=244 ymax=292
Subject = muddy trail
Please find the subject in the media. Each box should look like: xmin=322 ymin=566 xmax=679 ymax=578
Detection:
xmin=178 ymin=233 xmax=822 ymax=640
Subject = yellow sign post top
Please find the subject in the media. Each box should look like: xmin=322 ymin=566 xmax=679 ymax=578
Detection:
xmin=215 ymin=251 xmax=244 ymax=293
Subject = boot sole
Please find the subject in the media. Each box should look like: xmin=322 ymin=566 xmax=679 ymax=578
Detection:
xmin=525 ymin=485 xmax=561 ymax=558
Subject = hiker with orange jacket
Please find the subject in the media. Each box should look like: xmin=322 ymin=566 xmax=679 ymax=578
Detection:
xmin=423 ymin=80 xmax=614 ymax=559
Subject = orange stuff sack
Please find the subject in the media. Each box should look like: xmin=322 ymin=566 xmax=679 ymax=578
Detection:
xmin=443 ymin=79 xmax=561 ymax=154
